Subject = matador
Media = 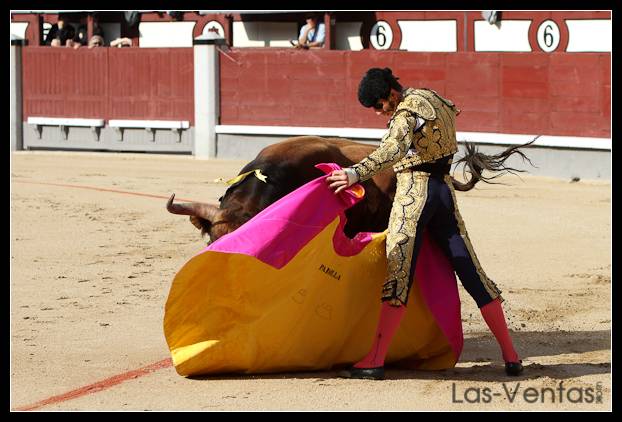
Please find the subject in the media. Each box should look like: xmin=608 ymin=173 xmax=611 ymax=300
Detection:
xmin=326 ymin=67 xmax=524 ymax=380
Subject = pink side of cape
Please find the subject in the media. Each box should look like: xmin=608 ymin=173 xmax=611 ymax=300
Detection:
xmin=415 ymin=231 xmax=464 ymax=359
xmin=204 ymin=163 xmax=371 ymax=262
xmin=204 ymin=163 xmax=463 ymax=359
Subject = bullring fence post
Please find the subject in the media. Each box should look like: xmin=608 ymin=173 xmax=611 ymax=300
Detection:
xmin=192 ymin=33 xmax=225 ymax=159
xmin=10 ymin=35 xmax=25 ymax=151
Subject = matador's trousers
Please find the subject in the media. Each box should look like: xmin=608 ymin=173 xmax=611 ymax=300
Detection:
xmin=382 ymin=170 xmax=503 ymax=308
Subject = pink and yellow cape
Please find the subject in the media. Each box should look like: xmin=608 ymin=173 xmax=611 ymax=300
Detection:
xmin=164 ymin=163 xmax=463 ymax=376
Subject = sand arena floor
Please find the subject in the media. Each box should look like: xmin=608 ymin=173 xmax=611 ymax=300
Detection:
xmin=10 ymin=150 xmax=611 ymax=411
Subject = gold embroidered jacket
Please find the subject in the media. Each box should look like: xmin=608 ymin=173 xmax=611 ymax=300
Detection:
xmin=350 ymin=88 xmax=460 ymax=182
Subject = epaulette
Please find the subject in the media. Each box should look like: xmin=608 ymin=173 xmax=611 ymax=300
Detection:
xmin=396 ymin=92 xmax=436 ymax=121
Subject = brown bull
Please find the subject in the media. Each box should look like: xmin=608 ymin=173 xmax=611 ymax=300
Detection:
xmin=167 ymin=136 xmax=535 ymax=243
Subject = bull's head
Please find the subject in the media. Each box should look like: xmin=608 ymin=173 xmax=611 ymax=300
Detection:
xmin=166 ymin=166 xmax=277 ymax=244
xmin=166 ymin=194 xmax=232 ymax=244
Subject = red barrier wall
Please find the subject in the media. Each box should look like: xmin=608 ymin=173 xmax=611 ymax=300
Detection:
xmin=219 ymin=49 xmax=611 ymax=139
xmin=22 ymin=47 xmax=194 ymax=124
xmin=20 ymin=46 xmax=611 ymax=140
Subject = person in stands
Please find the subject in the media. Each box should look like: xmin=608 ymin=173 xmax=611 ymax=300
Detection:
xmin=291 ymin=13 xmax=325 ymax=49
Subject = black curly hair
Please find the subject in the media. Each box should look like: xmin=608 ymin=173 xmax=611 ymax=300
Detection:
xmin=357 ymin=67 xmax=403 ymax=108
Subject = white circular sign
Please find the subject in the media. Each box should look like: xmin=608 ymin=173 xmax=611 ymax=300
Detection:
xmin=370 ymin=21 xmax=393 ymax=50
xmin=536 ymin=20 xmax=561 ymax=52
xmin=203 ymin=20 xmax=225 ymax=38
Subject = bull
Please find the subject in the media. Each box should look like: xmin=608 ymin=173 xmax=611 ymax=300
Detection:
xmin=166 ymin=136 xmax=535 ymax=243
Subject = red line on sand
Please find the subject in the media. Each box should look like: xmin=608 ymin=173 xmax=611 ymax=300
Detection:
xmin=12 ymin=180 xmax=198 ymax=410
xmin=12 ymin=180 xmax=198 ymax=203
xmin=14 ymin=358 xmax=173 ymax=411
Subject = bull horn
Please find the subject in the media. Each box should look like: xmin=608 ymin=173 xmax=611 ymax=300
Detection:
xmin=166 ymin=193 xmax=223 ymax=222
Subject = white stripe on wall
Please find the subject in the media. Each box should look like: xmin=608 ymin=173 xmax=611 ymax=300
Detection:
xmin=10 ymin=22 xmax=29 ymax=39
xmin=566 ymin=20 xmax=612 ymax=52
xmin=474 ymin=20 xmax=532 ymax=52
xmin=215 ymin=125 xmax=611 ymax=150
xmin=138 ymin=22 xmax=197 ymax=48
xmin=232 ymin=22 xmax=297 ymax=47
xmin=334 ymin=22 xmax=363 ymax=51
xmin=28 ymin=117 xmax=105 ymax=127
xmin=398 ymin=20 xmax=457 ymax=52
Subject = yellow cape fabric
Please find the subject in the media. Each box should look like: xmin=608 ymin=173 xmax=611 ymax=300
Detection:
xmin=164 ymin=217 xmax=457 ymax=377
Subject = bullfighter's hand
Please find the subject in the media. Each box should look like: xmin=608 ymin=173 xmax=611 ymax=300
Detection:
xmin=325 ymin=170 xmax=350 ymax=194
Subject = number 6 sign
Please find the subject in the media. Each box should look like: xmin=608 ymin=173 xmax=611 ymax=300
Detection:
xmin=536 ymin=20 xmax=561 ymax=52
xmin=370 ymin=21 xmax=393 ymax=50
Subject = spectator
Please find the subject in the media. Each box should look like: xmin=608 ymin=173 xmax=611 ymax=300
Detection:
xmin=69 ymin=36 xmax=83 ymax=49
xmin=88 ymin=35 xmax=104 ymax=48
xmin=62 ymin=25 xmax=76 ymax=48
xmin=110 ymin=37 xmax=133 ymax=48
xmin=44 ymin=25 xmax=57 ymax=45
xmin=72 ymin=24 xmax=88 ymax=48
xmin=45 ymin=23 xmax=74 ymax=48
xmin=291 ymin=13 xmax=325 ymax=49
xmin=44 ymin=17 xmax=65 ymax=45
xmin=167 ymin=11 xmax=184 ymax=21
xmin=92 ymin=23 xmax=104 ymax=39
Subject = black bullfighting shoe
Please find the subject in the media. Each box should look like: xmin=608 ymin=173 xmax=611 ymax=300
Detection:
xmin=505 ymin=360 xmax=524 ymax=376
xmin=337 ymin=366 xmax=385 ymax=380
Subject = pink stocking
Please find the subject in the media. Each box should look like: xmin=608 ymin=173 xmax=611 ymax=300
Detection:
xmin=480 ymin=298 xmax=520 ymax=363
xmin=354 ymin=302 xmax=406 ymax=368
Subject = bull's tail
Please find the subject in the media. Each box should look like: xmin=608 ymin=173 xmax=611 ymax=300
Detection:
xmin=451 ymin=136 xmax=539 ymax=192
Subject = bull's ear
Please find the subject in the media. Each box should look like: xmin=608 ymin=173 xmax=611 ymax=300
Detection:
xmin=189 ymin=216 xmax=204 ymax=230
xmin=218 ymin=195 xmax=224 ymax=202
xmin=189 ymin=216 xmax=211 ymax=232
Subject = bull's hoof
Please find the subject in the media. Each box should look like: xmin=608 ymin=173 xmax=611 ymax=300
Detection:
xmin=505 ymin=361 xmax=524 ymax=376
xmin=337 ymin=366 xmax=384 ymax=380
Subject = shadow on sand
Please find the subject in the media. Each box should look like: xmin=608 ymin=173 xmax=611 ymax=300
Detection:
xmin=185 ymin=329 xmax=611 ymax=382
